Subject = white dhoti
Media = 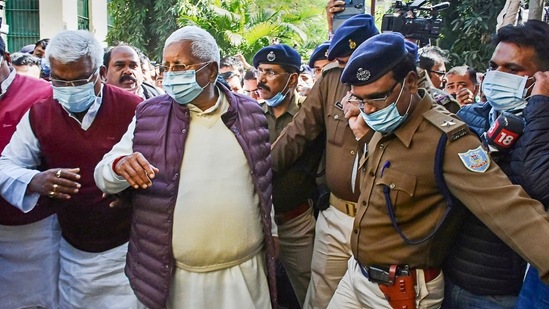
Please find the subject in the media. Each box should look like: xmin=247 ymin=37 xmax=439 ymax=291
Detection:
xmin=168 ymin=252 xmax=271 ymax=309
xmin=0 ymin=215 xmax=61 ymax=309
xmin=59 ymin=239 xmax=145 ymax=309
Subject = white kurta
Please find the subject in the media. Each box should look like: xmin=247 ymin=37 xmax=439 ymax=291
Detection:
xmin=168 ymin=92 xmax=270 ymax=308
xmin=59 ymin=239 xmax=145 ymax=309
xmin=0 ymin=215 xmax=61 ymax=309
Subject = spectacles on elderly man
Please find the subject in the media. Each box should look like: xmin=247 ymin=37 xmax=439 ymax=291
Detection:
xmin=50 ymin=69 xmax=99 ymax=87
xmin=158 ymin=62 xmax=209 ymax=73
xmin=352 ymin=80 xmax=401 ymax=110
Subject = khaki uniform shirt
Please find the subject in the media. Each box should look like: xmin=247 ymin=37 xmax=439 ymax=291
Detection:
xmin=352 ymin=90 xmax=549 ymax=282
xmin=263 ymin=93 xmax=322 ymax=213
xmin=271 ymin=64 xmax=363 ymax=202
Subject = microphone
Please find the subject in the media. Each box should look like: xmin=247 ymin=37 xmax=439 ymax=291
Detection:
xmin=484 ymin=112 xmax=525 ymax=152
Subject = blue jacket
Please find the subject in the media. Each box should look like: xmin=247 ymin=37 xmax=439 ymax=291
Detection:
xmin=510 ymin=95 xmax=549 ymax=207
xmin=443 ymin=102 xmax=526 ymax=295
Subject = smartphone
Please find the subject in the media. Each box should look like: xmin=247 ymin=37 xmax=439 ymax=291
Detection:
xmin=332 ymin=0 xmax=366 ymax=31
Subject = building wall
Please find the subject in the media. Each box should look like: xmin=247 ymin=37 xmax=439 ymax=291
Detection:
xmin=39 ymin=0 xmax=109 ymax=47
xmin=4 ymin=0 xmax=108 ymax=52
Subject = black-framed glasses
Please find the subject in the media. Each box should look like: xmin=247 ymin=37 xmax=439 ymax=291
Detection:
xmin=253 ymin=68 xmax=287 ymax=80
xmin=220 ymin=71 xmax=239 ymax=80
xmin=50 ymin=69 xmax=99 ymax=87
xmin=159 ymin=61 xmax=209 ymax=73
xmin=354 ymin=81 xmax=401 ymax=110
xmin=428 ymin=69 xmax=446 ymax=76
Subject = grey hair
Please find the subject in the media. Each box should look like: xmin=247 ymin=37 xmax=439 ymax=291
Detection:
xmin=164 ymin=26 xmax=220 ymax=65
xmin=45 ymin=30 xmax=104 ymax=71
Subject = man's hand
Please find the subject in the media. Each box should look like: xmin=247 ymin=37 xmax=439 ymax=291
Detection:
xmin=102 ymin=191 xmax=132 ymax=208
xmin=326 ymin=0 xmax=346 ymax=33
xmin=28 ymin=168 xmax=81 ymax=200
xmin=114 ymin=152 xmax=159 ymax=190
xmin=341 ymin=92 xmax=370 ymax=140
xmin=455 ymin=87 xmax=476 ymax=106
xmin=531 ymin=71 xmax=549 ymax=97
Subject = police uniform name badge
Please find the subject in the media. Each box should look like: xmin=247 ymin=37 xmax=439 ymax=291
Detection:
xmin=458 ymin=146 xmax=490 ymax=173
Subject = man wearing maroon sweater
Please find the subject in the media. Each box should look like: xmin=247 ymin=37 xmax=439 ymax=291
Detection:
xmin=0 ymin=37 xmax=57 ymax=309
xmin=0 ymin=30 xmax=143 ymax=308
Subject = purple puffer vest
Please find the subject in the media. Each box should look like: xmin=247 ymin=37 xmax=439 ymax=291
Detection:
xmin=126 ymin=83 xmax=277 ymax=309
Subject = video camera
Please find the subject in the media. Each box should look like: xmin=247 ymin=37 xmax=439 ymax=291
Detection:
xmin=381 ymin=0 xmax=449 ymax=42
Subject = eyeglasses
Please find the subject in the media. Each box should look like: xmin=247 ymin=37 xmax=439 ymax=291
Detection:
xmin=50 ymin=69 xmax=99 ymax=87
xmin=354 ymin=81 xmax=401 ymax=110
xmin=253 ymin=68 xmax=287 ymax=80
xmin=243 ymin=89 xmax=259 ymax=96
xmin=428 ymin=69 xmax=446 ymax=76
xmin=159 ymin=61 xmax=209 ymax=73
xmin=220 ymin=71 xmax=239 ymax=80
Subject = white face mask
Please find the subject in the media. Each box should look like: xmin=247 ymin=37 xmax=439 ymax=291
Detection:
xmin=482 ymin=70 xmax=534 ymax=111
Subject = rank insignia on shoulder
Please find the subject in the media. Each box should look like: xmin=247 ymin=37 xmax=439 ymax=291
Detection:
xmin=423 ymin=109 xmax=468 ymax=141
xmin=334 ymin=101 xmax=343 ymax=110
xmin=458 ymin=146 xmax=490 ymax=173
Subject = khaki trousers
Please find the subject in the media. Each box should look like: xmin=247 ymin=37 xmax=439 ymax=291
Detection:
xmin=328 ymin=258 xmax=445 ymax=309
xmin=278 ymin=205 xmax=316 ymax=306
xmin=303 ymin=205 xmax=354 ymax=309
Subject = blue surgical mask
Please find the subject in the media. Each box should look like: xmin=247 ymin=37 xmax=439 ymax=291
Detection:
xmin=163 ymin=63 xmax=209 ymax=105
xmin=265 ymin=75 xmax=293 ymax=107
xmin=482 ymin=70 xmax=534 ymax=111
xmin=52 ymin=76 xmax=98 ymax=113
xmin=360 ymin=81 xmax=410 ymax=134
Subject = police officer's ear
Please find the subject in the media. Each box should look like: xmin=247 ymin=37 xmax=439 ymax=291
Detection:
xmin=405 ymin=71 xmax=419 ymax=94
xmin=287 ymin=71 xmax=299 ymax=89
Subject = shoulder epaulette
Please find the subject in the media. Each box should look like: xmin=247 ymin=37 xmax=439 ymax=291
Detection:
xmin=423 ymin=108 xmax=468 ymax=142
xmin=322 ymin=62 xmax=342 ymax=76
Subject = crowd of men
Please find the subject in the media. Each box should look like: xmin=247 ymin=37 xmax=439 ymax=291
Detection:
xmin=1 ymin=6 xmax=549 ymax=309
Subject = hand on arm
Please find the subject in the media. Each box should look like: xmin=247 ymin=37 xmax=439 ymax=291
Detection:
xmin=114 ymin=152 xmax=159 ymax=189
xmin=28 ymin=168 xmax=81 ymax=200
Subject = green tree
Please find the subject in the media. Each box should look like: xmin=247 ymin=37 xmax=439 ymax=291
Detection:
xmin=439 ymin=0 xmax=507 ymax=71
xmin=107 ymin=0 xmax=180 ymax=62
xmin=107 ymin=0 xmax=328 ymax=64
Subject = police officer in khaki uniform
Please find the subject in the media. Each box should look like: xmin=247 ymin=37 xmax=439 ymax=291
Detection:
xmin=328 ymin=32 xmax=549 ymax=309
xmin=270 ymin=14 xmax=379 ymax=309
xmin=252 ymin=44 xmax=320 ymax=307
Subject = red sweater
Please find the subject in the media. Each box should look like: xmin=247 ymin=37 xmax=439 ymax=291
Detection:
xmin=0 ymin=74 xmax=52 ymax=225
xmin=29 ymin=84 xmax=141 ymax=252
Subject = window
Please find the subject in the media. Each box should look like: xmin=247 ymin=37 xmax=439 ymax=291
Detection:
xmin=6 ymin=0 xmax=40 ymax=52
xmin=77 ymin=0 xmax=89 ymax=30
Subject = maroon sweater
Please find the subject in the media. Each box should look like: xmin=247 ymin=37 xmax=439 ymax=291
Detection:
xmin=29 ymin=84 xmax=141 ymax=252
xmin=0 ymin=74 xmax=52 ymax=225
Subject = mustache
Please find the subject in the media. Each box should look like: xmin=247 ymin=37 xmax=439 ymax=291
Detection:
xmin=257 ymin=82 xmax=270 ymax=92
xmin=119 ymin=75 xmax=137 ymax=83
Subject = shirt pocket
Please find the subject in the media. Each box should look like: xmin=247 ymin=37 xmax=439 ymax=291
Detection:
xmin=375 ymin=168 xmax=417 ymax=219
xmin=327 ymin=105 xmax=347 ymax=147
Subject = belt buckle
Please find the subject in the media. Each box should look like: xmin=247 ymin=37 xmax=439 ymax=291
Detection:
xmin=345 ymin=202 xmax=356 ymax=216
